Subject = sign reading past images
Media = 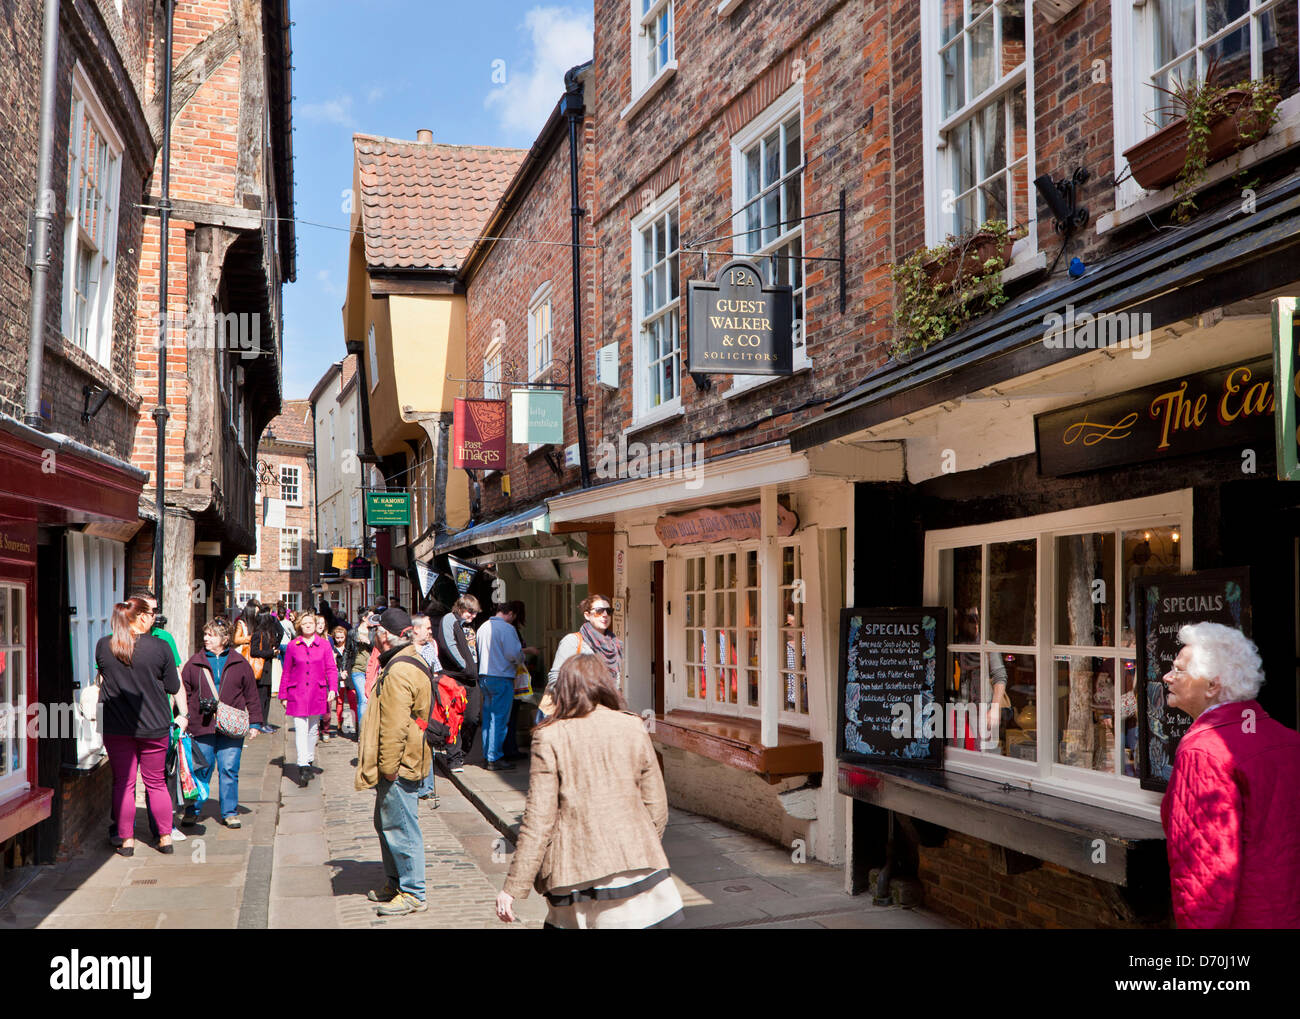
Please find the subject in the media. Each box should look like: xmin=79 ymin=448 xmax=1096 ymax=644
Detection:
xmin=453 ymin=398 xmax=507 ymax=469
xmin=687 ymin=258 xmax=793 ymax=376
xmin=1135 ymin=567 xmax=1251 ymax=792
xmin=1034 ymin=358 xmax=1274 ymax=477
xmin=837 ymin=607 xmax=948 ymax=769
xmin=654 ymin=501 xmax=798 ymax=547
xmin=364 ymin=492 xmax=411 ymax=527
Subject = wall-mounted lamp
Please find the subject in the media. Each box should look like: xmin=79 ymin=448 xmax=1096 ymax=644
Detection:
xmin=1035 ymin=168 xmax=1090 ymax=233
xmin=81 ymin=385 xmax=111 ymax=424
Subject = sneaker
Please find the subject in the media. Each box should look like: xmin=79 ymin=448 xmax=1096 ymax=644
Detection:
xmin=367 ymin=882 xmax=400 ymax=903
xmin=321 ymin=731 xmax=331 ymax=743
xmin=451 ymin=765 xmax=465 ymax=774
xmin=170 ymin=827 xmax=188 ymax=842
xmin=223 ymin=816 xmax=241 ymax=829
xmin=375 ymin=892 xmax=427 ymax=916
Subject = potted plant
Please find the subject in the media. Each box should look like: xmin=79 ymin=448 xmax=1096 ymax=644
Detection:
xmin=890 ymin=219 xmax=1017 ymax=358
xmin=1122 ymin=61 xmax=1279 ymax=220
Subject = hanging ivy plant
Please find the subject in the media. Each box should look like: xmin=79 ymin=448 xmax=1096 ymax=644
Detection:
xmin=890 ymin=219 xmax=1015 ymax=359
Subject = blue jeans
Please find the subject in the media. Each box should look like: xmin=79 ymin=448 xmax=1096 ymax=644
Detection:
xmin=186 ymin=733 xmax=245 ymax=821
xmin=374 ymin=776 xmax=425 ymax=900
xmin=480 ymin=676 xmax=515 ymax=763
xmin=418 ymin=765 xmax=436 ymax=798
xmin=350 ymin=671 xmax=368 ymax=729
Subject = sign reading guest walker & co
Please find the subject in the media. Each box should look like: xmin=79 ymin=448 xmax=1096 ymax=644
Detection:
xmin=687 ymin=259 xmax=793 ymax=376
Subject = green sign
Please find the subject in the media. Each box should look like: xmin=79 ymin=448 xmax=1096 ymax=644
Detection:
xmin=365 ymin=492 xmax=411 ymax=526
xmin=1272 ymin=297 xmax=1300 ymax=480
xmin=511 ymin=388 xmax=565 ymax=445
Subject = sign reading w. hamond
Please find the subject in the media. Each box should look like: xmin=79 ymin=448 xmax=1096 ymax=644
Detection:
xmin=687 ymin=258 xmax=793 ymax=376
xmin=364 ymin=492 xmax=411 ymax=527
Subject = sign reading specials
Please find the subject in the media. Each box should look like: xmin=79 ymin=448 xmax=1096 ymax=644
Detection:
xmin=687 ymin=259 xmax=793 ymax=375
xmin=511 ymin=388 xmax=565 ymax=445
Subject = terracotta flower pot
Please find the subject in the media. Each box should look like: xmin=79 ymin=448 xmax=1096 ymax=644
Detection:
xmin=922 ymin=234 xmax=1014 ymax=286
xmin=1123 ymin=88 xmax=1275 ymax=191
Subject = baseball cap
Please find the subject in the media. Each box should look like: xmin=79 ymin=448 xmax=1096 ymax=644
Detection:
xmin=378 ymin=607 xmax=412 ymax=636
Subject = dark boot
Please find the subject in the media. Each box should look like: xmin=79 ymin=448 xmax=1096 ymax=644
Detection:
xmin=297 ymin=764 xmax=310 ymax=788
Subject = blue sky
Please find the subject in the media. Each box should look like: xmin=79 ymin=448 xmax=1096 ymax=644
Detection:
xmin=280 ymin=1 xmax=593 ymax=400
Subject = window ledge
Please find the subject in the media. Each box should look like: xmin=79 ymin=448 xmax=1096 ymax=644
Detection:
xmin=1100 ymin=103 xmax=1300 ymax=236
xmin=723 ymin=359 xmax=812 ymax=400
xmin=1000 ymin=250 xmax=1046 ymax=285
xmin=623 ymin=401 xmax=686 ymax=437
xmin=653 ymin=710 xmax=821 ymax=782
xmin=622 ymin=61 xmax=678 ymax=122
xmin=717 ymin=0 xmax=746 ymax=14
xmin=0 ymin=786 xmax=53 ymax=845
xmin=49 ymin=334 xmax=142 ymax=411
xmin=837 ymin=761 xmax=1166 ymax=887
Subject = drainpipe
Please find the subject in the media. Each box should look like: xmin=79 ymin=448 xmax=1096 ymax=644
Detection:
xmin=22 ymin=0 xmax=61 ymax=428
xmin=562 ymin=65 xmax=591 ymax=489
xmin=152 ymin=0 xmax=175 ymax=603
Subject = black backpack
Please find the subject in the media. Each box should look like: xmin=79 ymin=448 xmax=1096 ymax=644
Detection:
xmin=251 ymin=628 xmax=278 ymax=660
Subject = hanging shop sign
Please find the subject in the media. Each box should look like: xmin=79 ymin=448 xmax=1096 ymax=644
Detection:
xmin=511 ymin=388 xmax=565 ymax=445
xmin=348 ymin=556 xmax=372 ymax=580
xmin=453 ymin=397 xmax=507 ymax=469
xmin=365 ymin=492 xmax=411 ymax=527
xmin=446 ymin=554 xmax=479 ymax=594
xmin=654 ymin=501 xmax=797 ymax=547
xmin=1135 ymin=567 xmax=1251 ymax=793
xmin=687 ymin=258 xmax=793 ymax=376
xmin=415 ymin=559 xmax=436 ymax=598
xmin=1271 ymin=297 xmax=1300 ymax=480
xmin=1034 ymin=357 xmax=1275 ymax=477
xmin=263 ymin=498 xmax=287 ymax=528
xmin=331 ymin=547 xmax=351 ymax=570
xmin=837 ymin=607 xmax=948 ymax=769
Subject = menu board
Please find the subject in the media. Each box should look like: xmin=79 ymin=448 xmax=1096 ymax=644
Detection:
xmin=1136 ymin=568 xmax=1251 ymax=792
xmin=837 ymin=607 xmax=947 ymax=768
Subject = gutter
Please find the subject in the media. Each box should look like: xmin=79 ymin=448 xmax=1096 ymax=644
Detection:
xmin=22 ymin=0 xmax=61 ymax=427
xmin=0 ymin=413 xmax=150 ymax=481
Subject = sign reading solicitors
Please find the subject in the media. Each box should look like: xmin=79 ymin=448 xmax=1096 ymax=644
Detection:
xmin=687 ymin=259 xmax=793 ymax=375
xmin=1035 ymin=358 xmax=1275 ymax=476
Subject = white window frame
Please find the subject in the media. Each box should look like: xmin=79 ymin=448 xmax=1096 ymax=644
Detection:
xmin=62 ymin=63 xmax=124 ymax=367
xmin=281 ymin=591 xmax=302 ymax=613
xmin=630 ymin=0 xmax=677 ymax=102
xmin=249 ymin=525 xmax=262 ymax=569
xmin=350 ymin=492 xmax=361 ymax=543
xmin=280 ymin=464 xmax=302 ymax=507
xmin=1111 ymin=0 xmax=1299 ymax=210
xmin=630 ymin=184 xmax=682 ymax=425
xmin=328 ymin=409 xmax=336 ymax=462
xmin=236 ymin=590 xmax=261 ymax=607
xmin=923 ymin=489 xmax=1193 ymax=820
xmin=668 ymin=537 xmax=808 ymax=727
xmin=368 ymin=324 xmax=379 ymax=392
xmin=728 ymin=85 xmax=811 ymax=396
xmin=0 ymin=583 xmax=29 ymax=798
xmin=920 ymin=1 xmax=1037 ymax=258
xmin=527 ymin=283 xmax=554 ymax=382
xmin=280 ymin=527 xmax=301 ymax=571
xmin=483 ymin=337 xmax=503 ymax=401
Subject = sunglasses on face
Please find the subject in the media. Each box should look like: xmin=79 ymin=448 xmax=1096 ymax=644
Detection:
xmin=590 ymin=606 xmax=611 ymax=615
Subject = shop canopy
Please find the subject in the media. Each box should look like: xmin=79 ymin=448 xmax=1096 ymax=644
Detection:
xmin=434 ymin=502 xmax=551 ymax=554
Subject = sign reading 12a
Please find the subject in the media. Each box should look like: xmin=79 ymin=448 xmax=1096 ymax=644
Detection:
xmin=687 ymin=259 xmax=793 ymax=376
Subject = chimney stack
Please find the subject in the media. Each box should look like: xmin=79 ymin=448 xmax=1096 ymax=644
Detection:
xmin=416 ymin=128 xmax=433 ymax=143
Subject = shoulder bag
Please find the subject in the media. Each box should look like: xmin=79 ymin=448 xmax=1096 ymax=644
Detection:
xmin=204 ymin=670 xmax=250 ymax=738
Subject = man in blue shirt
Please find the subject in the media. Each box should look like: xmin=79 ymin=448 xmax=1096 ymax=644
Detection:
xmin=475 ymin=604 xmax=536 ymax=771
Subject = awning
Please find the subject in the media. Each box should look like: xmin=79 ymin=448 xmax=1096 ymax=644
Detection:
xmin=435 ymin=503 xmax=551 ymax=554
xmin=790 ymin=173 xmax=1300 ymax=452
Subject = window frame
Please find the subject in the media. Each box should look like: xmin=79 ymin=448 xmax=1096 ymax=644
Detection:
xmin=728 ymin=84 xmax=810 ymax=396
xmin=62 ymin=63 xmax=124 ymax=367
xmin=630 ymin=183 xmax=682 ymax=424
xmin=923 ymin=489 xmax=1193 ymax=820
xmin=483 ymin=336 xmax=504 ymax=401
xmin=631 ymin=0 xmax=677 ymax=99
xmin=920 ymin=0 xmax=1037 ymax=257
xmin=527 ymin=283 xmax=554 ymax=383
xmin=281 ymin=591 xmax=302 ymax=613
xmin=368 ymin=324 xmax=379 ymax=392
xmin=280 ymin=465 xmax=302 ymax=507
xmin=249 ymin=525 xmax=261 ymax=570
xmin=279 ymin=527 xmax=302 ymax=571
xmin=0 ymin=583 xmax=29 ymax=799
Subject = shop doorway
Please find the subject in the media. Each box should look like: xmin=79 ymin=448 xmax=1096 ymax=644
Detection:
xmin=653 ymin=560 xmax=665 ymax=714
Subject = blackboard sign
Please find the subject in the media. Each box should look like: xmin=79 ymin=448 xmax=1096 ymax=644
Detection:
xmin=1034 ymin=358 xmax=1274 ymax=477
xmin=837 ymin=607 xmax=947 ymax=768
xmin=686 ymin=259 xmax=793 ymax=376
xmin=1136 ymin=568 xmax=1251 ymax=792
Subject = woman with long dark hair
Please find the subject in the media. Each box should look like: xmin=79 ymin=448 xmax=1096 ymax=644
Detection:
xmin=96 ymin=597 xmax=187 ymax=856
xmin=249 ymin=605 xmax=281 ymax=732
xmin=495 ymin=654 xmax=682 ymax=929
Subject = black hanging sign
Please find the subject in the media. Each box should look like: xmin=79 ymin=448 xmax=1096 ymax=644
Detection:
xmin=837 ymin=607 xmax=948 ymax=768
xmin=686 ymin=259 xmax=793 ymax=376
xmin=1135 ymin=567 xmax=1251 ymax=792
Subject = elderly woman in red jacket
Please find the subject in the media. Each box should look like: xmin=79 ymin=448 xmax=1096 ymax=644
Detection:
xmin=1161 ymin=621 xmax=1300 ymax=928
xmin=280 ymin=611 xmax=337 ymax=788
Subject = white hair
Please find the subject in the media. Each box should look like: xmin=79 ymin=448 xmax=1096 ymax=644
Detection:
xmin=1177 ymin=622 xmax=1264 ymax=704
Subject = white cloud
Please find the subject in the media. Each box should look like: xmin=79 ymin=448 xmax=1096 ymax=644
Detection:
xmin=366 ymin=85 xmax=386 ymax=104
xmin=298 ymin=95 xmax=356 ymax=128
xmin=484 ymin=6 xmax=593 ymax=138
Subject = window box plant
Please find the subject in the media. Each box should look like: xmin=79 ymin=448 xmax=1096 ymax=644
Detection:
xmin=1122 ymin=65 xmax=1279 ymax=220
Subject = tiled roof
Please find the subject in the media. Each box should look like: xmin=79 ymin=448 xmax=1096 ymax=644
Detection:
xmin=354 ymin=135 xmax=527 ymax=272
xmin=267 ymin=399 xmax=314 ymax=446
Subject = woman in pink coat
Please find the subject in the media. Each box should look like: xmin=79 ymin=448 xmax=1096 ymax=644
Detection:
xmin=1161 ymin=621 xmax=1300 ymax=929
xmin=280 ymin=611 xmax=337 ymax=788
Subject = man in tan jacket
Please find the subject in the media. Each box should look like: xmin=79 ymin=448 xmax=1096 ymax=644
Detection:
xmin=354 ymin=608 xmax=433 ymax=917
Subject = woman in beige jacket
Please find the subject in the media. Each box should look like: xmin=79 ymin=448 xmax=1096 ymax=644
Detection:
xmin=495 ymin=654 xmax=684 ymax=929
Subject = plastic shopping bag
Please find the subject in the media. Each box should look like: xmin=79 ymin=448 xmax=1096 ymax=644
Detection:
xmin=514 ymin=662 xmax=533 ymax=698
xmin=181 ymin=734 xmax=211 ymax=804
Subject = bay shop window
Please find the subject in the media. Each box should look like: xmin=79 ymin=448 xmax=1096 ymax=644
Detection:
xmin=924 ymin=492 xmax=1191 ymax=817
xmin=670 ymin=540 xmax=809 ymax=726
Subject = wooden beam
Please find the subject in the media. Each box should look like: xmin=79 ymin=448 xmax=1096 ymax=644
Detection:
xmin=760 ymin=488 xmax=780 ymax=747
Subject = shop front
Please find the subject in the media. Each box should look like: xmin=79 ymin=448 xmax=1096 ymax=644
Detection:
xmin=0 ymin=418 xmax=147 ymax=870
xmin=547 ymin=444 xmax=878 ymax=867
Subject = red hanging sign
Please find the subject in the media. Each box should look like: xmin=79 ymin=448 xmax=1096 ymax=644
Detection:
xmin=453 ymin=398 xmax=507 ymax=469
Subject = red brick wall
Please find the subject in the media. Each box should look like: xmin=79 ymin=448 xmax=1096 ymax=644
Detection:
xmin=235 ymin=446 xmax=316 ymax=611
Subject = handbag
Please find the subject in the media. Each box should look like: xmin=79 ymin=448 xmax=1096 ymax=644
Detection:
xmin=204 ymin=671 xmax=250 ymax=738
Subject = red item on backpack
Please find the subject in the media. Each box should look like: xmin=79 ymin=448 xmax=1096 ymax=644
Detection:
xmin=428 ymin=674 xmax=468 ymax=748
